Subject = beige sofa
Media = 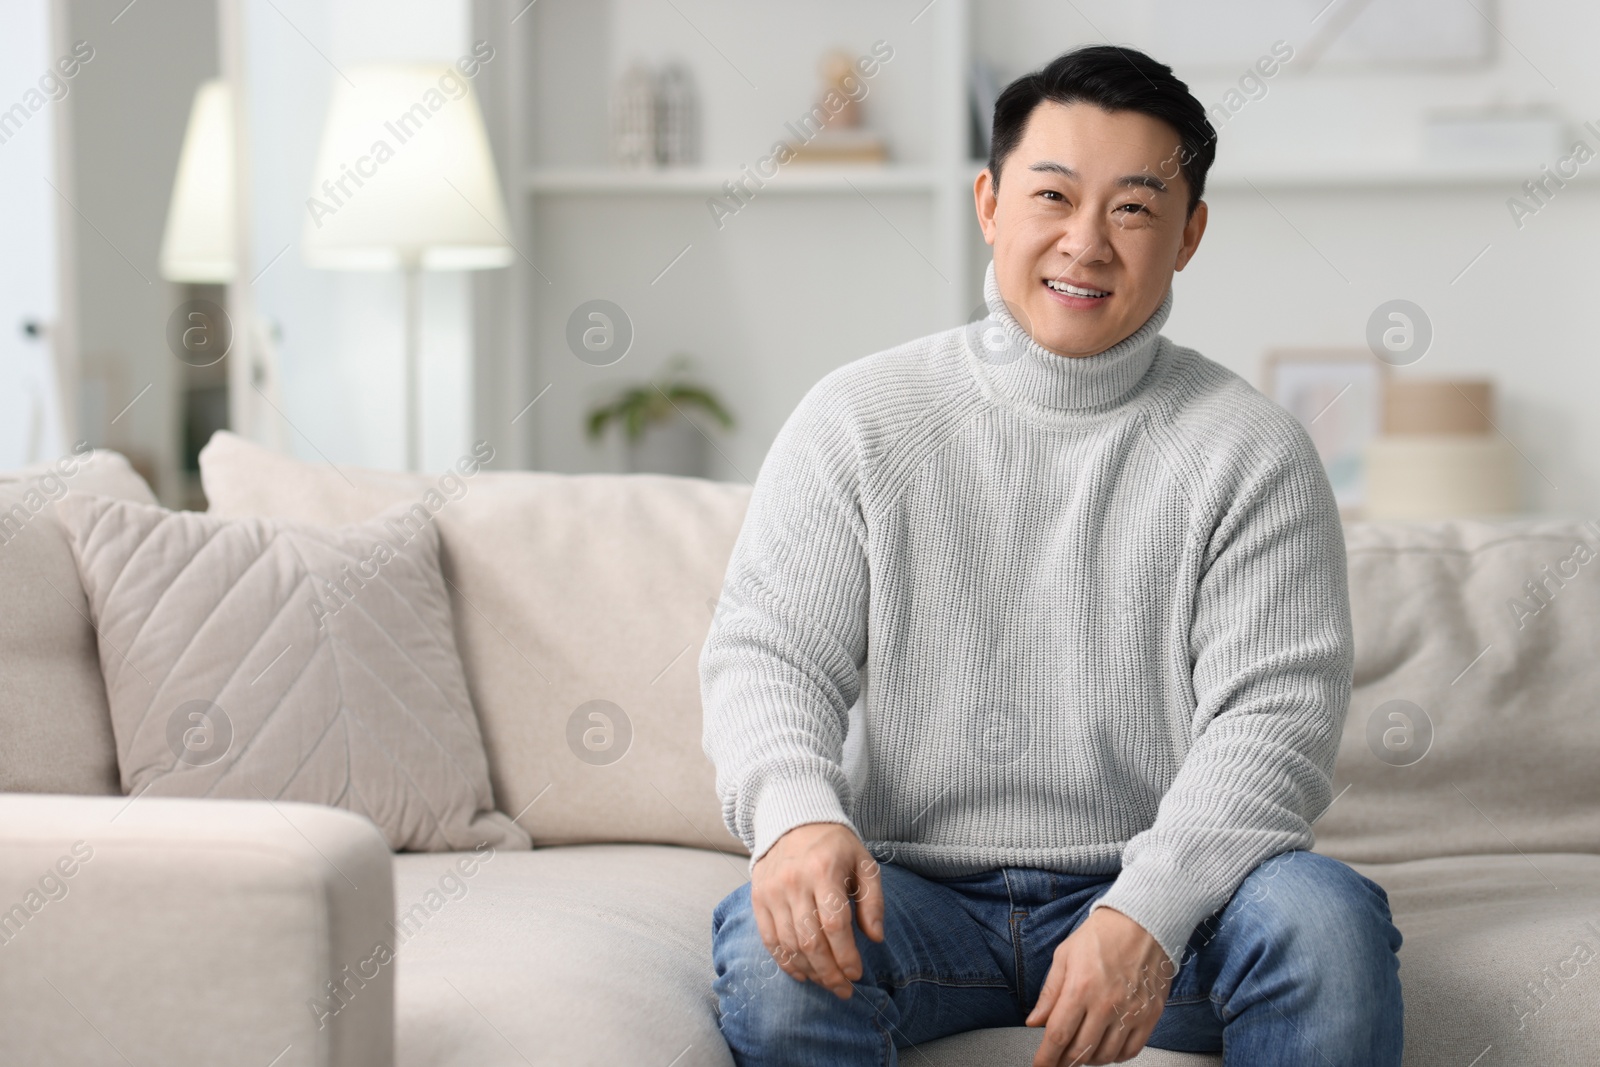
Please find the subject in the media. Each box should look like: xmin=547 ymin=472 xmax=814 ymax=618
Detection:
xmin=3 ymin=436 xmax=1598 ymax=1066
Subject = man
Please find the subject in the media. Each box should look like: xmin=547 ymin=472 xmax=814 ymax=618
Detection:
xmin=700 ymin=44 xmax=1403 ymax=1067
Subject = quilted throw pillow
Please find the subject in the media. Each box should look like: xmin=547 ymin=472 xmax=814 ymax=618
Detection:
xmin=54 ymin=493 xmax=530 ymax=853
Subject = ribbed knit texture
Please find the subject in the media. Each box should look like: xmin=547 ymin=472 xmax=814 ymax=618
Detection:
xmin=699 ymin=259 xmax=1354 ymax=966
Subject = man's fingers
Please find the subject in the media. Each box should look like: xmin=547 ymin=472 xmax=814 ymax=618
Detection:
xmin=1099 ymin=1015 xmax=1155 ymax=1065
xmin=792 ymin=891 xmax=854 ymax=995
xmin=1025 ymin=958 xmax=1066 ymax=1026
xmin=766 ymin=904 xmax=815 ymax=982
xmin=1031 ymin=994 xmax=1087 ymax=1067
xmin=853 ymin=854 xmax=886 ymax=941
xmin=816 ymin=887 xmax=864 ymax=984
xmin=1059 ymin=1011 xmax=1114 ymax=1067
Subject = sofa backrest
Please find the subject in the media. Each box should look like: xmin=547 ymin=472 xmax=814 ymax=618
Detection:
xmin=0 ymin=448 xmax=157 ymax=795
xmin=196 ymin=432 xmax=1600 ymax=866
xmin=1314 ymin=517 xmax=1600 ymax=863
xmin=199 ymin=431 xmax=752 ymax=856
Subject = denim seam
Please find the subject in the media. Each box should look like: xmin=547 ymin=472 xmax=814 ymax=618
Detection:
xmin=891 ymin=974 xmax=1014 ymax=989
xmin=1010 ymin=914 xmax=1030 ymax=1015
xmin=996 ymin=869 xmax=1032 ymax=1017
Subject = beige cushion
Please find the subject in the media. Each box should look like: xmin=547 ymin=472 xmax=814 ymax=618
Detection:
xmin=387 ymin=842 xmax=1199 ymax=1067
xmin=392 ymin=843 xmax=1600 ymax=1067
xmin=199 ymin=430 xmax=750 ymax=854
xmin=1349 ymin=852 xmax=1600 ymax=1066
xmin=1316 ymin=519 xmax=1600 ymax=863
xmin=0 ymin=448 xmax=156 ymax=795
xmin=54 ymin=493 xmax=528 ymax=853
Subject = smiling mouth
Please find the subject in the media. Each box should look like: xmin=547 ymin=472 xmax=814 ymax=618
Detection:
xmin=1044 ymin=279 xmax=1112 ymax=299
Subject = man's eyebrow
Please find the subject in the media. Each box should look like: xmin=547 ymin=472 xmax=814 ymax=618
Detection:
xmin=1027 ymin=160 xmax=1169 ymax=194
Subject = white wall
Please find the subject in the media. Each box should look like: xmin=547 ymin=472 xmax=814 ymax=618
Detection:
xmin=58 ymin=0 xmax=217 ymax=504
xmin=245 ymin=0 xmax=475 ymax=471
xmin=499 ymin=0 xmax=1600 ymax=518
xmin=0 ymin=0 xmax=64 ymax=466
xmin=975 ymin=0 xmax=1600 ymax=517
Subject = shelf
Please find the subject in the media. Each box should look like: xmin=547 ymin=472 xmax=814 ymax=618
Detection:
xmin=1207 ymin=161 xmax=1595 ymax=190
xmin=524 ymin=165 xmax=953 ymax=196
xmin=958 ymin=160 xmax=1592 ymax=192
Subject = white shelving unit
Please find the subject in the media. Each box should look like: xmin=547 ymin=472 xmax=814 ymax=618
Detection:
xmin=468 ymin=0 xmax=1587 ymax=478
xmin=474 ymin=0 xmax=979 ymax=477
xmin=523 ymin=165 xmax=951 ymax=195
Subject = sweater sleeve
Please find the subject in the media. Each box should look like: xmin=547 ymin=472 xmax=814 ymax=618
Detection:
xmin=1087 ymin=431 xmax=1355 ymax=968
xmin=699 ymin=374 xmax=870 ymax=874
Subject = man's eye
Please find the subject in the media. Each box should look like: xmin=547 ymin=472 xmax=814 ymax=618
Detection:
xmin=1119 ymin=203 xmax=1148 ymax=214
xmin=1038 ymin=189 xmax=1065 ymax=201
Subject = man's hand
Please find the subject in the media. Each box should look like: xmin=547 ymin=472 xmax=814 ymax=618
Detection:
xmin=750 ymin=822 xmax=886 ymax=999
xmin=1026 ymin=905 xmax=1175 ymax=1066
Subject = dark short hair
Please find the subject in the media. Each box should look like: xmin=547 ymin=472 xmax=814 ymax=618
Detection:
xmin=988 ymin=45 xmax=1216 ymax=218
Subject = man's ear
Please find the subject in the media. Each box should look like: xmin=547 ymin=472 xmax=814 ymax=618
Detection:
xmin=974 ymin=167 xmax=999 ymax=247
xmin=1174 ymin=199 xmax=1208 ymax=272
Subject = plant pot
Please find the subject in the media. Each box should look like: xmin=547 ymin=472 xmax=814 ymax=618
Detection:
xmin=623 ymin=416 xmax=709 ymax=477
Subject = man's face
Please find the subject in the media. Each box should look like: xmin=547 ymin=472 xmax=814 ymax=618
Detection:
xmin=975 ymin=101 xmax=1207 ymax=358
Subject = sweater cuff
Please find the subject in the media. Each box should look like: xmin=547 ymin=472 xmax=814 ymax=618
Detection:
xmin=1088 ymin=860 xmax=1221 ymax=971
xmin=748 ymin=775 xmax=855 ymax=872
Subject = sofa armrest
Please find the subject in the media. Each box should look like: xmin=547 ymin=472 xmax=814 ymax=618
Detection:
xmin=0 ymin=793 xmax=394 ymax=1067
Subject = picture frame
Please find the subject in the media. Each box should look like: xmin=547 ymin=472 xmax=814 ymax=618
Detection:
xmin=1262 ymin=348 xmax=1390 ymax=519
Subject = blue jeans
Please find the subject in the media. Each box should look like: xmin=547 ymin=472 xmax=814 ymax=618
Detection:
xmin=710 ymin=848 xmax=1403 ymax=1066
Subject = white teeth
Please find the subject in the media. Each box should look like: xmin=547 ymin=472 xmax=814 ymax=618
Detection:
xmin=1046 ymin=279 xmax=1109 ymax=297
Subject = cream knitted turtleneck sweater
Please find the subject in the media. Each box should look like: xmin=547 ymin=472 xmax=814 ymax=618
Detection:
xmin=699 ymin=260 xmax=1354 ymax=966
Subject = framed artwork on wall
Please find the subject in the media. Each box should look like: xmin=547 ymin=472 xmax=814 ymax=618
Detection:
xmin=1263 ymin=347 xmax=1390 ymax=518
xmin=1150 ymin=0 xmax=1494 ymax=71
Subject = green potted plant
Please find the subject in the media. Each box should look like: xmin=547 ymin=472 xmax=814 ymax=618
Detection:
xmin=585 ymin=352 xmax=735 ymax=477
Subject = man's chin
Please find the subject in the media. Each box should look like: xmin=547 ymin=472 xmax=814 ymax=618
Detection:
xmin=1032 ymin=325 xmax=1113 ymax=359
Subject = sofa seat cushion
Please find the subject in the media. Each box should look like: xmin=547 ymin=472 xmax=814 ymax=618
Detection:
xmin=391 ymin=844 xmax=1218 ymax=1066
xmin=393 ymin=844 xmax=1600 ymax=1066
xmin=1347 ymin=851 xmax=1600 ymax=1066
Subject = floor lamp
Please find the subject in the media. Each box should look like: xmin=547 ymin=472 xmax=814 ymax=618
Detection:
xmin=302 ymin=64 xmax=512 ymax=472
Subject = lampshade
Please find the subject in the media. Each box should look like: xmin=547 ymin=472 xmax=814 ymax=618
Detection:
xmin=160 ymin=79 xmax=234 ymax=283
xmin=302 ymin=64 xmax=513 ymax=271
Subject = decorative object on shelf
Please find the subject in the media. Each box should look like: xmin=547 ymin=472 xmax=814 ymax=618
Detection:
xmin=610 ymin=61 xmax=658 ymax=169
xmin=655 ymin=61 xmax=700 ymax=166
xmin=302 ymin=62 xmax=512 ymax=472
xmin=1363 ymin=377 xmax=1519 ymax=519
xmin=1263 ymin=348 xmax=1388 ymax=518
xmin=584 ymin=353 xmax=734 ymax=478
xmin=1422 ymin=102 xmax=1569 ymax=169
xmin=785 ymin=47 xmax=888 ymax=164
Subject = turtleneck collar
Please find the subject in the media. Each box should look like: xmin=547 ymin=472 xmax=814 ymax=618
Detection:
xmin=964 ymin=259 xmax=1173 ymax=414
